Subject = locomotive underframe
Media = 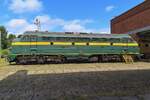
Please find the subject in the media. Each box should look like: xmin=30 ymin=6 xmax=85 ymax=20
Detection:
xmin=9 ymin=54 xmax=135 ymax=64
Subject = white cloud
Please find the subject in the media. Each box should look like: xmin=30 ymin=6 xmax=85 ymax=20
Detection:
xmin=7 ymin=19 xmax=36 ymax=34
xmin=7 ymin=19 xmax=28 ymax=28
xmin=35 ymin=15 xmax=65 ymax=26
xmin=63 ymin=23 xmax=86 ymax=32
xmin=9 ymin=0 xmax=43 ymax=13
xmin=35 ymin=15 xmax=94 ymax=32
xmin=105 ymin=5 xmax=115 ymax=12
xmin=6 ymin=15 xmax=110 ymax=34
xmin=62 ymin=19 xmax=92 ymax=32
xmin=97 ymin=28 xmax=110 ymax=34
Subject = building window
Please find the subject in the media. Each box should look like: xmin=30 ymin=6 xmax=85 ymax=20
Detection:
xmin=145 ymin=44 xmax=149 ymax=47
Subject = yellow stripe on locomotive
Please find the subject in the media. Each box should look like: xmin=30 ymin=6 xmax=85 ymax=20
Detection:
xmin=12 ymin=42 xmax=138 ymax=47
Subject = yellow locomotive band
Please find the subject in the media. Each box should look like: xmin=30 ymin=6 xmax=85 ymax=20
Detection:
xmin=12 ymin=42 xmax=139 ymax=46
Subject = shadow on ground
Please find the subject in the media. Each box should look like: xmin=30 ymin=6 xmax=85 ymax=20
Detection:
xmin=0 ymin=69 xmax=150 ymax=100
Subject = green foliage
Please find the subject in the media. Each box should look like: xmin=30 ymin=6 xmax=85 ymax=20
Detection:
xmin=0 ymin=26 xmax=16 ymax=49
xmin=0 ymin=50 xmax=1 ymax=55
xmin=8 ymin=34 xmax=16 ymax=47
xmin=0 ymin=26 xmax=8 ymax=49
xmin=1 ymin=49 xmax=9 ymax=56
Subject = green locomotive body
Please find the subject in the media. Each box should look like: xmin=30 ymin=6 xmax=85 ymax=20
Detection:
xmin=8 ymin=31 xmax=140 ymax=64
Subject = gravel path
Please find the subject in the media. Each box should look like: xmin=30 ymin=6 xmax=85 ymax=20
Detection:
xmin=0 ymin=62 xmax=150 ymax=100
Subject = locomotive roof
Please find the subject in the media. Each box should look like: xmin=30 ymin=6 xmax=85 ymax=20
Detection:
xmin=23 ymin=31 xmax=131 ymax=38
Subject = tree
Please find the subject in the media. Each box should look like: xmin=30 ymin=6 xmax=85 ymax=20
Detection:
xmin=8 ymin=34 xmax=16 ymax=47
xmin=0 ymin=26 xmax=8 ymax=49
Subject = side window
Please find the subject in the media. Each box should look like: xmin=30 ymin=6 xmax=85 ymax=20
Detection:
xmin=121 ymin=38 xmax=126 ymax=42
xmin=42 ymin=37 xmax=50 ymax=41
xmin=121 ymin=38 xmax=133 ymax=43
xmin=57 ymin=37 xmax=65 ymax=41
xmin=30 ymin=35 xmax=37 ymax=42
xmin=81 ymin=38 xmax=90 ymax=42
xmin=102 ymin=38 xmax=109 ymax=42
xmin=42 ymin=37 xmax=55 ymax=41
xmin=21 ymin=35 xmax=29 ymax=41
xmin=92 ymin=38 xmax=98 ymax=42
xmin=112 ymin=38 xmax=120 ymax=43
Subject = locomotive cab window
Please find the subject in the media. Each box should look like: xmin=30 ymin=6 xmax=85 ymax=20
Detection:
xmin=18 ymin=35 xmax=22 ymax=38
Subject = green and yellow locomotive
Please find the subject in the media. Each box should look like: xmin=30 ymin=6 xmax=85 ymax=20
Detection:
xmin=8 ymin=31 xmax=140 ymax=64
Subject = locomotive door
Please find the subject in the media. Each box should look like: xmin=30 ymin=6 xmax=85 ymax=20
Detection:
xmin=30 ymin=35 xmax=37 ymax=55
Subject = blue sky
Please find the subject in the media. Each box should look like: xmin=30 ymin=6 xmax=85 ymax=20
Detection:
xmin=0 ymin=0 xmax=144 ymax=34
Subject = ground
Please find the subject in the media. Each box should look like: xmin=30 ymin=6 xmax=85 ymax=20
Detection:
xmin=0 ymin=61 xmax=150 ymax=100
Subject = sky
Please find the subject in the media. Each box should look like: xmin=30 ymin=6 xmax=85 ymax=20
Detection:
xmin=0 ymin=0 xmax=144 ymax=34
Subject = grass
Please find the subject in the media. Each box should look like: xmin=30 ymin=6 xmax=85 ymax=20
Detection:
xmin=0 ymin=49 xmax=9 ymax=67
xmin=0 ymin=58 xmax=7 ymax=67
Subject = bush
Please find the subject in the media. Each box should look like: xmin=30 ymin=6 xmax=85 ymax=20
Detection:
xmin=1 ymin=49 xmax=9 ymax=57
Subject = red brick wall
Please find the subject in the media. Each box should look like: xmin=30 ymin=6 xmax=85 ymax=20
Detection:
xmin=111 ymin=1 xmax=150 ymax=34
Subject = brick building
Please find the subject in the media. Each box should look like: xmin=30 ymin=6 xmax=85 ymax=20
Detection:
xmin=111 ymin=0 xmax=150 ymax=58
xmin=111 ymin=0 xmax=150 ymax=34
